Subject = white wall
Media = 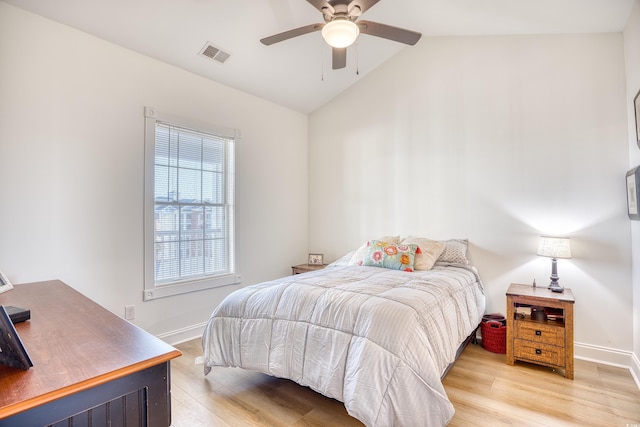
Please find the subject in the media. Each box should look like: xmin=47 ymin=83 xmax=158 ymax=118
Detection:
xmin=0 ymin=3 xmax=309 ymax=339
xmin=624 ymin=0 xmax=640 ymax=385
xmin=309 ymin=34 xmax=633 ymax=364
xmin=1 ymin=1 xmax=635 ymax=370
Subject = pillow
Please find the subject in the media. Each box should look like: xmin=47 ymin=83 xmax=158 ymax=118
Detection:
xmin=348 ymin=235 xmax=401 ymax=266
xmin=400 ymin=237 xmax=445 ymax=270
xmin=436 ymin=239 xmax=470 ymax=264
xmin=329 ymin=250 xmax=355 ymax=267
xmin=362 ymin=240 xmax=419 ymax=272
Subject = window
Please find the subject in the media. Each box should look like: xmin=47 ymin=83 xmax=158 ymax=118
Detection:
xmin=144 ymin=107 xmax=238 ymax=300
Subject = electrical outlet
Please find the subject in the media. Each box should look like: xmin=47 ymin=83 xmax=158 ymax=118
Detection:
xmin=124 ymin=305 xmax=135 ymax=320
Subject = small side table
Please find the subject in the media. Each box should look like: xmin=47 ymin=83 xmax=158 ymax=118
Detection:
xmin=506 ymin=283 xmax=575 ymax=379
xmin=291 ymin=264 xmax=326 ymax=275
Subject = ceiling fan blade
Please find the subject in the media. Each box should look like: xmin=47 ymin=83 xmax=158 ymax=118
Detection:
xmin=348 ymin=0 xmax=380 ymax=16
xmin=260 ymin=23 xmax=324 ymax=46
xmin=357 ymin=20 xmax=422 ymax=45
xmin=306 ymin=0 xmax=335 ymax=16
xmin=332 ymin=47 xmax=347 ymax=69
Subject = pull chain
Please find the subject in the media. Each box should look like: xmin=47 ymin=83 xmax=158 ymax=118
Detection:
xmin=356 ymin=42 xmax=359 ymax=76
xmin=320 ymin=39 xmax=324 ymax=82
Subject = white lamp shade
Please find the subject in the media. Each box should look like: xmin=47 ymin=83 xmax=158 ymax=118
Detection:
xmin=321 ymin=19 xmax=359 ymax=48
xmin=537 ymin=236 xmax=572 ymax=259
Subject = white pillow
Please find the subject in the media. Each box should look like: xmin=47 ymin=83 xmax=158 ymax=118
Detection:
xmin=329 ymin=251 xmax=355 ymax=267
xmin=400 ymin=237 xmax=445 ymax=270
xmin=348 ymin=235 xmax=401 ymax=266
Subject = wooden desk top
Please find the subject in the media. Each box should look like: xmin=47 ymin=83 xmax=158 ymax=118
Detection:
xmin=0 ymin=280 xmax=181 ymax=418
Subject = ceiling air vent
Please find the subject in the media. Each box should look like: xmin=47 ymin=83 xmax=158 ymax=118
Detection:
xmin=198 ymin=42 xmax=231 ymax=64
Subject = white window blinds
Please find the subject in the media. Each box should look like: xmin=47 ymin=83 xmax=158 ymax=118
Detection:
xmin=144 ymin=108 xmax=237 ymax=300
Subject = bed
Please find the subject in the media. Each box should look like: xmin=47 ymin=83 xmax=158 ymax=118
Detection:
xmin=202 ymin=237 xmax=485 ymax=426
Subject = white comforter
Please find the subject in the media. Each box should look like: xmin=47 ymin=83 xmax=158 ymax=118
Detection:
xmin=202 ymin=263 xmax=485 ymax=427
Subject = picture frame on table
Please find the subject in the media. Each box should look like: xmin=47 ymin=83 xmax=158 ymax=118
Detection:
xmin=0 ymin=268 xmax=13 ymax=294
xmin=626 ymin=166 xmax=640 ymax=220
xmin=635 ymin=89 xmax=640 ymax=149
xmin=308 ymin=253 xmax=324 ymax=266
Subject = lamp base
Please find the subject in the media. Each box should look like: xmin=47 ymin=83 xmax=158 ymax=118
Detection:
xmin=548 ymin=259 xmax=564 ymax=292
xmin=548 ymin=282 xmax=564 ymax=293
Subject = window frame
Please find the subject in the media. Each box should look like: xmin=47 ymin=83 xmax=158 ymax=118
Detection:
xmin=143 ymin=107 xmax=240 ymax=300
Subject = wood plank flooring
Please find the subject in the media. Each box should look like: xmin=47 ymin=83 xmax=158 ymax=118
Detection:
xmin=171 ymin=339 xmax=640 ymax=426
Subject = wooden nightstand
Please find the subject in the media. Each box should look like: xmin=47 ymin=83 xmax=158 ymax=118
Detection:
xmin=506 ymin=283 xmax=575 ymax=379
xmin=291 ymin=263 xmax=326 ymax=275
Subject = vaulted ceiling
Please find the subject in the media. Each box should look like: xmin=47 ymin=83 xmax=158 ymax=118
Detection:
xmin=3 ymin=0 xmax=634 ymax=113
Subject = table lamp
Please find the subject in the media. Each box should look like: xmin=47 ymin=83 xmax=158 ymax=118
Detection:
xmin=537 ymin=236 xmax=572 ymax=293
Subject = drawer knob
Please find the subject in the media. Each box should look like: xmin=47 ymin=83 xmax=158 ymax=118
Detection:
xmin=535 ymin=330 xmax=542 ymax=336
xmin=535 ymin=349 xmax=542 ymax=355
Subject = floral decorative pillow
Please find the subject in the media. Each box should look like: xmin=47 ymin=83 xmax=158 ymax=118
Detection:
xmin=348 ymin=235 xmax=401 ymax=266
xmin=362 ymin=240 xmax=419 ymax=272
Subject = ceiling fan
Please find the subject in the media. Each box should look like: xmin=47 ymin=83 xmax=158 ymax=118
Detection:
xmin=260 ymin=0 xmax=422 ymax=70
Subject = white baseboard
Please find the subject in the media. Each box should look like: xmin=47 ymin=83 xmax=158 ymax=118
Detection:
xmin=154 ymin=328 xmax=640 ymax=392
xmin=555 ymin=342 xmax=640 ymax=391
xmin=156 ymin=321 xmax=208 ymax=346
xmin=575 ymin=341 xmax=634 ymax=369
xmin=631 ymin=352 xmax=640 ymax=391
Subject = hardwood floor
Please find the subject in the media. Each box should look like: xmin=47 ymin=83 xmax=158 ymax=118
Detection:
xmin=171 ymin=339 xmax=640 ymax=426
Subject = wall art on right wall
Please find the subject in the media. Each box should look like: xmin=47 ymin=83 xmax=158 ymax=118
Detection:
xmin=626 ymin=166 xmax=640 ymax=220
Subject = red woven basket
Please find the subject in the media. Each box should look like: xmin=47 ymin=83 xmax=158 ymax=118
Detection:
xmin=481 ymin=314 xmax=507 ymax=354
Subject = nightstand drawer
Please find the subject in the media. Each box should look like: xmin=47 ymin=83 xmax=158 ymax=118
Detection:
xmin=514 ymin=339 xmax=565 ymax=367
xmin=515 ymin=321 xmax=564 ymax=346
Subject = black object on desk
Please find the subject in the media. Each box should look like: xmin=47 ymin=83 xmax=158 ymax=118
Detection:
xmin=4 ymin=305 xmax=30 ymax=324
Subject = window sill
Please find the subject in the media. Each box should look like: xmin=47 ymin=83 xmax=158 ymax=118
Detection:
xmin=143 ymin=273 xmax=242 ymax=301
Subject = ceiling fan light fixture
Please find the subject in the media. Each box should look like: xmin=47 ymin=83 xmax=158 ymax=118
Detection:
xmin=321 ymin=19 xmax=359 ymax=48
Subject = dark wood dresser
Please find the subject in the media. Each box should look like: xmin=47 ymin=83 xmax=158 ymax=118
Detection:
xmin=0 ymin=280 xmax=181 ymax=426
